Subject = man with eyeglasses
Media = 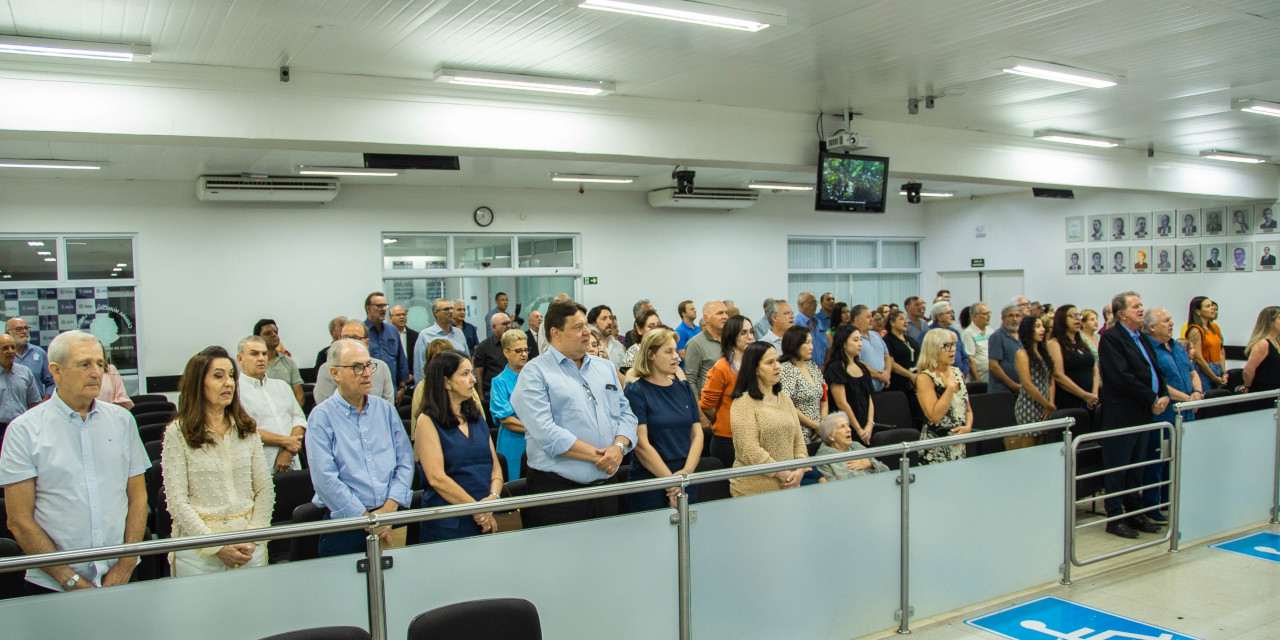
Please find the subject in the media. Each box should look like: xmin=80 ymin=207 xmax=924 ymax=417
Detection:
xmin=490 ymin=329 xmax=532 ymax=480
xmin=0 ymin=333 xmax=41 ymax=445
xmin=363 ymin=292 xmax=411 ymax=398
xmin=388 ymin=305 xmax=414 ymax=360
xmin=472 ymin=313 xmax=512 ymax=415
xmin=306 ymin=338 xmax=413 ymax=557
xmin=313 ymin=322 xmax=395 ymax=406
xmin=414 ymin=299 xmax=468 ymax=383
xmin=928 ymin=301 xmax=970 ymax=378
xmin=5 ymin=318 xmax=54 ymax=400
xmin=961 ymin=303 xmax=994 ymax=383
xmin=986 ymin=302 xmax=1025 ymax=395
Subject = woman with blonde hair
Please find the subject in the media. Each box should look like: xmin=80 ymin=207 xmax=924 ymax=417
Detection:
xmin=914 ymin=328 xmax=973 ymax=464
xmin=1079 ymin=309 xmax=1101 ymax=360
xmin=624 ymin=328 xmax=703 ymax=511
xmin=162 ymin=346 xmax=274 ymax=576
xmin=1242 ymin=306 xmax=1280 ymax=393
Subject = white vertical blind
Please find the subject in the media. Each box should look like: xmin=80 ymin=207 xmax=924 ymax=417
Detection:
xmin=836 ymin=240 xmax=877 ymax=269
xmin=787 ymin=239 xmax=832 ymax=269
xmin=882 ymin=241 xmax=919 ymax=269
xmin=787 ymin=237 xmax=921 ymax=308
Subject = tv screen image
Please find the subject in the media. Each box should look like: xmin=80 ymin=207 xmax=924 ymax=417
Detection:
xmin=815 ymin=151 xmax=889 ymax=213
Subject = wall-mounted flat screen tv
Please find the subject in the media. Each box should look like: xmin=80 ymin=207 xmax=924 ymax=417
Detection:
xmin=815 ymin=149 xmax=889 ymax=213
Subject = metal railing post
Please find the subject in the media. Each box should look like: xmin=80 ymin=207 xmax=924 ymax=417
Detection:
xmin=676 ymin=480 xmax=693 ymax=640
xmin=1061 ymin=421 xmax=1075 ymax=585
xmin=1272 ymin=400 xmax=1280 ymax=525
xmin=1169 ymin=412 xmax=1184 ymax=553
xmin=365 ymin=530 xmax=388 ymax=640
xmin=897 ymin=445 xmax=912 ymax=635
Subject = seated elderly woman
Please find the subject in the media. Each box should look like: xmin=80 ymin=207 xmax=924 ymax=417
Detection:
xmin=812 ymin=412 xmax=890 ymax=481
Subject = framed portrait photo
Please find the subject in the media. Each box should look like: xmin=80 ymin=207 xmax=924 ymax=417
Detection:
xmin=1177 ymin=244 xmax=1200 ymax=273
xmin=1177 ymin=209 xmax=1201 ymax=238
xmin=1201 ymin=243 xmax=1225 ymax=273
xmin=1130 ymin=245 xmax=1151 ymax=274
xmin=1203 ymin=207 xmax=1226 ymax=237
xmin=1109 ymin=213 xmax=1130 ymax=242
xmin=1153 ymin=245 xmax=1176 ymax=274
xmin=1131 ymin=212 xmax=1152 ymax=240
xmin=1153 ymin=210 xmax=1176 ymax=239
xmin=1257 ymin=240 xmax=1278 ymax=271
xmin=1065 ymin=249 xmax=1085 ymax=275
xmin=1258 ymin=203 xmax=1278 ymax=234
xmin=1087 ymin=215 xmax=1107 ymax=242
xmin=1087 ymin=249 xmax=1106 ymax=274
xmin=1065 ymin=216 xmax=1085 ymax=243
xmin=1227 ymin=243 xmax=1252 ymax=272
xmin=1108 ymin=246 xmax=1130 ymax=274
xmin=1228 ymin=206 xmax=1253 ymax=236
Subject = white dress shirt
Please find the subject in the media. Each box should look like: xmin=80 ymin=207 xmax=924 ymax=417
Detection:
xmin=238 ymin=373 xmax=306 ymax=470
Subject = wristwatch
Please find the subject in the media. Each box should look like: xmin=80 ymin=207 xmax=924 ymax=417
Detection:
xmin=63 ymin=573 xmax=81 ymax=589
xmin=613 ymin=441 xmax=629 ymax=455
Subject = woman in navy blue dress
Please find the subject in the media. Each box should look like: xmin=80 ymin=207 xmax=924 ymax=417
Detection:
xmin=625 ymin=328 xmax=704 ymax=512
xmin=414 ymin=350 xmax=505 ymax=542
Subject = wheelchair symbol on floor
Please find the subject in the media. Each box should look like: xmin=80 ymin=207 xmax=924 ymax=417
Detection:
xmin=965 ymin=596 xmax=1202 ymax=640
xmin=1018 ymin=619 xmax=1174 ymax=640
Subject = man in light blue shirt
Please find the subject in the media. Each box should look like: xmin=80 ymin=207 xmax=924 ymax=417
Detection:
xmin=484 ymin=292 xmax=510 ymax=339
xmin=927 ymin=301 xmax=970 ymax=378
xmin=511 ymin=299 xmax=638 ymax=527
xmin=794 ymin=292 xmax=830 ymax=366
xmin=307 ymin=339 xmax=414 ymax=557
xmin=753 ymin=298 xmax=774 ymax=340
xmin=0 ymin=330 xmax=149 ymax=594
xmin=814 ymin=292 xmax=835 ymax=333
xmin=414 ymin=298 xmax=469 ymax=380
xmin=850 ymin=305 xmax=892 ymax=392
xmin=6 ymin=318 xmax=54 ymax=398
xmin=0 ymin=334 xmax=41 ymax=426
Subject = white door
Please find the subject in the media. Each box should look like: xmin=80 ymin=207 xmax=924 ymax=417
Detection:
xmin=937 ymin=271 xmax=981 ymax=311
xmin=982 ymin=270 xmax=1026 ymax=309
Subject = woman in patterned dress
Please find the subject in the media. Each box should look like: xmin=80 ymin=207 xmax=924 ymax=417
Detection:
xmin=1009 ymin=316 xmax=1056 ymax=450
xmin=779 ymin=326 xmax=826 ymax=447
xmin=914 ymin=329 xmax=973 ymax=464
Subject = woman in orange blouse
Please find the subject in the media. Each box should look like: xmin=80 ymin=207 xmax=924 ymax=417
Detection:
xmin=1183 ymin=296 xmax=1226 ymax=389
xmin=699 ymin=315 xmax=754 ymax=469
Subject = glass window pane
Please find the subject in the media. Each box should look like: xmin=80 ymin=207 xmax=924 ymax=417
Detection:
xmin=787 ymin=239 xmax=832 ymax=269
xmin=383 ymin=278 xmax=447 ymax=333
xmin=882 ymin=241 xmax=919 ymax=269
xmin=66 ymin=238 xmax=133 ymax=280
xmin=518 ymin=236 xmax=576 ymax=268
xmin=382 ymin=236 xmax=447 ymax=270
xmin=454 ymin=236 xmax=512 ymax=269
xmin=513 ymin=276 xmax=577 ymax=323
xmin=0 ymin=238 xmax=58 ymax=281
xmin=835 ymin=240 xmax=877 ymax=269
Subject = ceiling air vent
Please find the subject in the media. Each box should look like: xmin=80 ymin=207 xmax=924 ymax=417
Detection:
xmin=647 ymin=187 xmax=759 ymax=210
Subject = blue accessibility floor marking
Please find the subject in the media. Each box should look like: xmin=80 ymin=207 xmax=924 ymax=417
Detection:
xmin=965 ymin=595 xmax=1203 ymax=640
xmin=1208 ymin=531 xmax=1280 ymax=564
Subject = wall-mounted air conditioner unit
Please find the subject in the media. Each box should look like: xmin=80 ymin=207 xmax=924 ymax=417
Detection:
xmin=196 ymin=176 xmax=340 ymax=203
xmin=647 ymin=187 xmax=759 ymax=210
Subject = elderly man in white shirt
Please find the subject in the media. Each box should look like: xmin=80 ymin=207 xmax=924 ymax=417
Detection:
xmin=0 ymin=330 xmax=150 ymax=594
xmin=236 ymin=335 xmax=307 ymax=471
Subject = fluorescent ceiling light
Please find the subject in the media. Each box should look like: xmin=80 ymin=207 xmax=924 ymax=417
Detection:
xmin=116 ymin=263 xmax=127 ymax=267
xmin=998 ymin=57 xmax=1123 ymax=88
xmin=0 ymin=159 xmax=105 ymax=170
xmin=1233 ymin=99 xmax=1280 ymax=118
xmin=550 ymin=173 xmax=636 ymax=184
xmin=43 ymin=257 xmax=56 ymax=262
xmin=899 ymin=190 xmax=955 ymax=198
xmin=112 ymin=267 xmax=122 ymax=272
xmin=578 ymin=0 xmax=785 ymax=32
xmin=434 ymin=68 xmax=615 ymax=96
xmin=36 ymin=251 xmax=51 ymax=256
xmin=26 ymin=241 xmax=44 ymax=246
xmin=295 ymin=165 xmax=399 ymax=177
xmin=1199 ymin=149 xmax=1269 ymax=164
xmin=383 ymin=238 xmax=397 ymax=244
xmin=747 ymin=181 xmax=813 ymax=191
xmin=0 ymin=35 xmax=151 ymax=62
xmin=1033 ymin=129 xmax=1122 ymax=148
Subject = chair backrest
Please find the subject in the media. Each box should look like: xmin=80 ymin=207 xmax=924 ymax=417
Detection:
xmin=1197 ymin=387 xmax=1240 ymax=419
xmin=131 ymin=394 xmax=169 ymax=404
xmin=407 ymin=598 xmax=541 ymax=640
xmin=693 ymin=456 xmax=730 ymax=502
xmin=404 ymin=489 xmax=424 ymax=544
xmin=133 ymin=411 xmax=175 ymax=429
xmin=130 ymin=401 xmax=176 ymax=416
xmin=258 ymin=626 xmax=371 ymax=640
xmin=139 ymin=423 xmax=168 ymax=445
xmin=0 ymin=538 xmax=25 ymax=600
xmin=144 ymin=439 xmax=163 ymax=463
xmin=868 ymin=427 xmax=922 ymax=470
xmin=289 ymin=502 xmax=329 ymax=561
xmin=965 ymin=381 xmax=988 ymax=396
xmin=1047 ymin=407 xmax=1092 ymax=442
xmin=870 ymin=390 xmax=913 ymax=431
xmin=270 ymin=470 xmax=315 ymax=525
xmin=968 ymin=392 xmax=1017 ymax=456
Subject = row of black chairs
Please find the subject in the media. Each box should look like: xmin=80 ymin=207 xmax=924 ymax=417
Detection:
xmin=261 ymin=598 xmax=541 ymax=640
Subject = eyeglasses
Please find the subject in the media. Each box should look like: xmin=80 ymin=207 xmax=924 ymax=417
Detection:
xmin=335 ymin=361 xmax=378 ymax=376
xmin=941 ymin=343 xmax=957 ymax=351
xmin=582 ymin=384 xmax=598 ymax=406
xmin=8 ymin=325 xmax=29 ymax=332
xmin=1067 ymin=313 xmax=1082 ymax=319
xmin=369 ymin=303 xmax=388 ymax=309
xmin=739 ymin=329 xmax=753 ymax=336
xmin=507 ymin=348 xmax=530 ymax=355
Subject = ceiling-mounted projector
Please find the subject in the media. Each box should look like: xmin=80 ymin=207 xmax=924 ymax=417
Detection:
xmin=825 ymin=131 xmax=870 ymax=153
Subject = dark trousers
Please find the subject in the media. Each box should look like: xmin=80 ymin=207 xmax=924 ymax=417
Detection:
xmin=317 ymin=513 xmax=369 ymax=558
xmin=523 ymin=468 xmax=619 ymax=528
xmin=709 ymin=435 xmax=735 ymax=470
xmin=1100 ymin=430 xmax=1148 ymax=517
xmin=1141 ymin=428 xmax=1168 ymax=508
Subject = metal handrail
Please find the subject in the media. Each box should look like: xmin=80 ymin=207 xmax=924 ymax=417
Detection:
xmin=0 ymin=417 xmax=1072 ymax=574
xmin=1173 ymin=388 xmax=1280 ymax=411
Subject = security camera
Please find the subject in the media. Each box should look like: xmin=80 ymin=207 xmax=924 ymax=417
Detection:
xmin=672 ymin=168 xmax=696 ymax=195
xmin=901 ymin=182 xmax=923 ymax=204
xmin=908 ymin=98 xmax=919 ymax=115
xmin=279 ymin=65 xmax=290 ymax=83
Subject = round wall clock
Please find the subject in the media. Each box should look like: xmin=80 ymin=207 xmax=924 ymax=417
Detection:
xmin=474 ymin=206 xmax=494 ymax=227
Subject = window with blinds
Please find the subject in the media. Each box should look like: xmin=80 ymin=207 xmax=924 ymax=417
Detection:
xmin=787 ymin=237 xmax=922 ymax=309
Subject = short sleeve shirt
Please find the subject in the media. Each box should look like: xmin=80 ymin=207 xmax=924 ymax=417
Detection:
xmin=986 ymin=326 xmax=1023 ymax=394
xmin=266 ymin=354 xmax=303 ymax=388
xmin=624 ymin=378 xmax=698 ymax=465
xmin=1 ymin=362 xmax=41 ymax=422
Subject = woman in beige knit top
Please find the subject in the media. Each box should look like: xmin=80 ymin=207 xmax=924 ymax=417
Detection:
xmin=162 ymin=346 xmax=274 ymax=577
xmin=729 ymin=342 xmax=810 ymax=497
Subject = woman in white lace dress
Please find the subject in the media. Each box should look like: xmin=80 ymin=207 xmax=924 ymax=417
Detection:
xmin=914 ymin=329 xmax=973 ymax=464
xmin=162 ymin=345 xmax=274 ymax=577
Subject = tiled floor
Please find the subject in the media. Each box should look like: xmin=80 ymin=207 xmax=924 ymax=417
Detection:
xmin=860 ymin=518 xmax=1280 ymax=640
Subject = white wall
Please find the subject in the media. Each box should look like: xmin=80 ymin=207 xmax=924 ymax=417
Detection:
xmin=920 ymin=191 xmax=1279 ymax=343
xmin=0 ymin=177 xmax=924 ymax=379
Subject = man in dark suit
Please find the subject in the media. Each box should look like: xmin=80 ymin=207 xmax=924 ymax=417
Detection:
xmin=525 ymin=309 xmax=542 ymax=358
xmin=473 ymin=313 xmax=512 ymax=419
xmin=1097 ymin=292 xmax=1170 ymax=539
xmin=389 ymin=306 xmax=416 ymax=371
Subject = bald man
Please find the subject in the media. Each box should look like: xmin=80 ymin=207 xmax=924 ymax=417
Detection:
xmin=0 ymin=334 xmax=42 ymax=432
xmin=5 ymin=318 xmax=54 ymax=399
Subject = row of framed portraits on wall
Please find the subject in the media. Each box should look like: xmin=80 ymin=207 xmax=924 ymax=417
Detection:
xmin=1065 ymin=203 xmax=1278 ymax=243
xmin=1066 ymin=241 xmax=1277 ymax=275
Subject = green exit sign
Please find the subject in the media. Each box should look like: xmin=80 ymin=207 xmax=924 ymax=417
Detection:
xmin=971 ymin=259 xmax=985 ymax=268
xmin=583 ymin=276 xmax=598 ymax=285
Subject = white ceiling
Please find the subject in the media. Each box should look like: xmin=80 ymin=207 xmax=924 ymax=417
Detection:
xmin=0 ymin=0 xmax=1277 ymax=189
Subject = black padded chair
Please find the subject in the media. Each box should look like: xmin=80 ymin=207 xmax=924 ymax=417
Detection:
xmin=693 ymin=456 xmax=730 ymax=502
xmin=138 ymin=423 xmax=167 ymax=445
xmin=144 ymin=439 xmax=163 ymax=463
xmin=269 ymin=470 xmax=315 ymax=562
xmin=407 ymin=598 xmax=541 ymax=640
xmin=133 ymin=411 xmax=174 ymax=429
xmin=130 ymin=401 xmax=176 ymax=416
xmin=404 ymin=490 xmax=425 ymax=545
xmin=258 ymin=626 xmax=371 ymax=640
xmin=1224 ymin=368 xmax=1244 ymax=390
xmin=0 ymin=538 xmax=25 ymax=600
xmin=965 ymin=381 xmax=988 ymax=396
xmin=397 ymin=404 xmax=412 ymax=421
xmin=301 ymin=383 xmax=317 ymax=417
xmin=870 ymin=390 xmax=914 ymax=432
xmin=869 ymin=427 xmax=920 ymax=470
xmin=289 ymin=503 xmax=329 ymax=562
xmin=1045 ymin=407 xmax=1091 ymax=444
xmin=1197 ymin=387 xmax=1237 ymax=419
xmin=131 ymin=394 xmax=169 ymax=404
xmin=969 ymin=392 xmax=1017 ymax=456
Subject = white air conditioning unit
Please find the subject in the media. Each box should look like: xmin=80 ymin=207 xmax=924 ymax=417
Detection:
xmin=196 ymin=176 xmax=340 ymax=203
xmin=647 ymin=187 xmax=759 ymax=210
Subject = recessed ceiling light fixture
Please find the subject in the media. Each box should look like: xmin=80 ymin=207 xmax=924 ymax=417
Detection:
xmin=550 ymin=173 xmax=637 ymax=184
xmin=36 ymin=251 xmax=51 ymax=256
xmin=1232 ymin=99 xmax=1280 ymax=118
xmin=1199 ymin=149 xmax=1269 ymax=164
xmin=0 ymin=35 xmax=151 ymax=62
xmin=295 ymin=166 xmax=399 ymax=177
xmin=577 ymin=0 xmax=786 ymax=32
xmin=382 ymin=238 xmax=398 ymax=244
xmin=43 ymin=257 xmax=56 ymax=262
xmin=998 ymin=57 xmax=1123 ymax=88
xmin=1033 ymin=129 xmax=1123 ymax=148
xmin=0 ymin=159 xmax=105 ymax=170
xmin=26 ymin=241 xmax=44 ymax=247
xmin=899 ymin=189 xmax=955 ymax=198
xmin=434 ymin=68 xmax=615 ymax=96
xmin=746 ymin=181 xmax=813 ymax=191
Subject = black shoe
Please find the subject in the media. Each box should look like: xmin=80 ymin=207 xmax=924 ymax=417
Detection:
xmin=1128 ymin=515 xmax=1160 ymax=533
xmin=1106 ymin=522 xmax=1139 ymax=539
